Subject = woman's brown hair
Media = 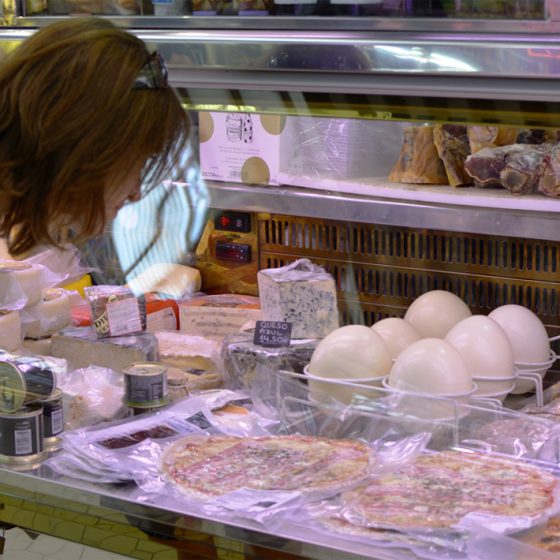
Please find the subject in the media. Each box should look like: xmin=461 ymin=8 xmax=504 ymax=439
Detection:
xmin=0 ymin=18 xmax=190 ymax=256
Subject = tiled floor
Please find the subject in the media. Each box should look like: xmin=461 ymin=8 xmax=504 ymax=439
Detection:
xmin=2 ymin=528 xmax=134 ymax=560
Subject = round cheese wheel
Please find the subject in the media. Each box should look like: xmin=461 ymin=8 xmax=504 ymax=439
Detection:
xmin=0 ymin=310 xmax=22 ymax=352
xmin=24 ymin=288 xmax=72 ymax=339
xmin=0 ymin=260 xmax=44 ymax=308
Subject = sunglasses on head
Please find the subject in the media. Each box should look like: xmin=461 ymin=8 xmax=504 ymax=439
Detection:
xmin=133 ymin=51 xmax=169 ymax=90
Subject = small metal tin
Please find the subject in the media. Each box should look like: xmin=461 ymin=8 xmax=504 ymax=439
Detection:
xmin=123 ymin=362 xmax=168 ymax=406
xmin=0 ymin=404 xmax=46 ymax=466
xmin=0 ymin=358 xmax=56 ymax=413
xmin=38 ymin=388 xmax=63 ymax=448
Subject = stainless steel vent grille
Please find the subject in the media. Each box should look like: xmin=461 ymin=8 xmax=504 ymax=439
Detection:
xmin=258 ymin=214 xmax=560 ymax=343
xmin=261 ymin=217 xmax=559 ymax=280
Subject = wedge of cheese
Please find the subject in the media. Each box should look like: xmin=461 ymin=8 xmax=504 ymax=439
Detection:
xmin=156 ymin=331 xmax=222 ymax=372
xmin=51 ymin=327 xmax=158 ymax=372
xmin=257 ymin=258 xmax=339 ymax=339
xmin=179 ymin=294 xmax=261 ymax=340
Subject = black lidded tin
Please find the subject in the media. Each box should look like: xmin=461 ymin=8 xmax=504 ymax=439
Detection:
xmin=0 ymin=358 xmax=56 ymax=413
xmin=123 ymin=362 xmax=168 ymax=407
xmin=0 ymin=404 xmax=45 ymax=465
xmin=39 ymin=388 xmax=63 ymax=447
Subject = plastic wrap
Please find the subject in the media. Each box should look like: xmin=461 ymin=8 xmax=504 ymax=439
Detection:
xmin=250 ymin=363 xmax=468 ymax=448
xmin=48 ymin=390 xmax=270 ymax=485
xmin=0 ymin=259 xmax=61 ymax=310
xmin=50 ymin=326 xmax=158 ymax=372
xmin=155 ymin=418 xmax=427 ymax=526
xmin=48 ymin=381 xmax=430 ymax=528
xmin=0 ymin=349 xmax=67 ymax=380
xmin=0 ymin=310 xmax=23 ymax=351
xmin=21 ymin=288 xmax=72 ymax=339
xmin=44 ymin=358 xmax=560 ymax=560
xmin=277 ymin=117 xmax=409 ymax=185
xmin=522 ymin=393 xmax=560 ymax=422
xmin=127 ymin=262 xmax=201 ymax=299
xmin=24 ymin=245 xmax=95 ymax=287
xmin=303 ymin=449 xmax=559 ymax=558
xmin=467 ymin=522 xmax=560 ymax=560
xmin=57 ymin=366 xmax=128 ymax=429
xmin=221 ymin=331 xmax=318 ymax=391
xmin=156 ymin=330 xmax=222 ymax=373
xmin=178 ymin=294 xmax=261 ymax=340
xmin=84 ymin=285 xmax=146 ymax=338
xmin=257 ymin=258 xmax=339 ymax=339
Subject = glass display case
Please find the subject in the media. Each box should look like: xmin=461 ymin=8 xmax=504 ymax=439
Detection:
xmin=2 ymin=8 xmax=560 ymax=560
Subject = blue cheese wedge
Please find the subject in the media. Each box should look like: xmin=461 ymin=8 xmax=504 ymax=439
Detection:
xmin=257 ymin=259 xmax=339 ymax=339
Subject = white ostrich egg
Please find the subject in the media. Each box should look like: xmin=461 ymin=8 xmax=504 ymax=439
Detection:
xmin=444 ymin=315 xmax=514 ymax=379
xmin=388 ymin=338 xmax=472 ymax=395
xmin=308 ymin=325 xmax=392 ymax=379
xmin=404 ymin=290 xmax=472 ymax=338
xmin=488 ymin=305 xmax=551 ymax=393
xmin=371 ymin=318 xmax=422 ymax=360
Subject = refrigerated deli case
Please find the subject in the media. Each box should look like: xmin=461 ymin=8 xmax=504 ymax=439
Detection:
xmin=4 ymin=7 xmax=560 ymax=560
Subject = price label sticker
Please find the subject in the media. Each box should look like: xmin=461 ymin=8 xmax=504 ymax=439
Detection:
xmin=253 ymin=321 xmax=292 ymax=348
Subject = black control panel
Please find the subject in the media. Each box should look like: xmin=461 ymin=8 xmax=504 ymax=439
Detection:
xmin=215 ymin=242 xmax=252 ymax=263
xmin=214 ymin=211 xmax=251 ymax=233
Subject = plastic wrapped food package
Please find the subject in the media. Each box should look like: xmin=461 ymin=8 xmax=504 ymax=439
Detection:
xmin=57 ymin=365 xmax=129 ymax=430
xmin=85 ymin=285 xmax=146 ymax=338
xmin=0 ymin=259 xmax=64 ymax=311
xmin=221 ymin=331 xmax=319 ymax=391
xmin=21 ymin=288 xmax=72 ymax=339
xmin=51 ymin=326 xmax=158 ymax=371
xmin=257 ymin=258 xmax=339 ymax=339
xmin=0 ymin=310 xmax=22 ymax=352
xmin=278 ymin=118 xmax=410 ymax=185
xmin=40 ymin=359 xmax=560 ymax=560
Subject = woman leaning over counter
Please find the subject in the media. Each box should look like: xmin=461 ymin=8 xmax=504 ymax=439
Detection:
xmin=0 ymin=18 xmax=190 ymax=257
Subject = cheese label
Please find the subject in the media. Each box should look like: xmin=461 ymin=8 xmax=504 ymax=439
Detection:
xmin=253 ymin=321 xmax=292 ymax=348
xmin=106 ymin=298 xmax=142 ymax=337
xmin=146 ymin=308 xmax=177 ymax=333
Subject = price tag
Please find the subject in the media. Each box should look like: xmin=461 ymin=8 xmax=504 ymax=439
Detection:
xmin=253 ymin=321 xmax=292 ymax=348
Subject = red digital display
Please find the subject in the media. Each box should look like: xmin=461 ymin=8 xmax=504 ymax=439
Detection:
xmin=215 ymin=243 xmax=251 ymax=263
xmin=220 ymin=216 xmax=231 ymax=227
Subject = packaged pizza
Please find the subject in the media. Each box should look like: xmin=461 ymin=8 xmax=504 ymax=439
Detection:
xmin=162 ymin=434 xmax=374 ymax=498
xmin=306 ymin=449 xmax=560 ymax=555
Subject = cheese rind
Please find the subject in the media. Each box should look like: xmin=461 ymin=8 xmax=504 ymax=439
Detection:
xmin=257 ymin=259 xmax=339 ymax=339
